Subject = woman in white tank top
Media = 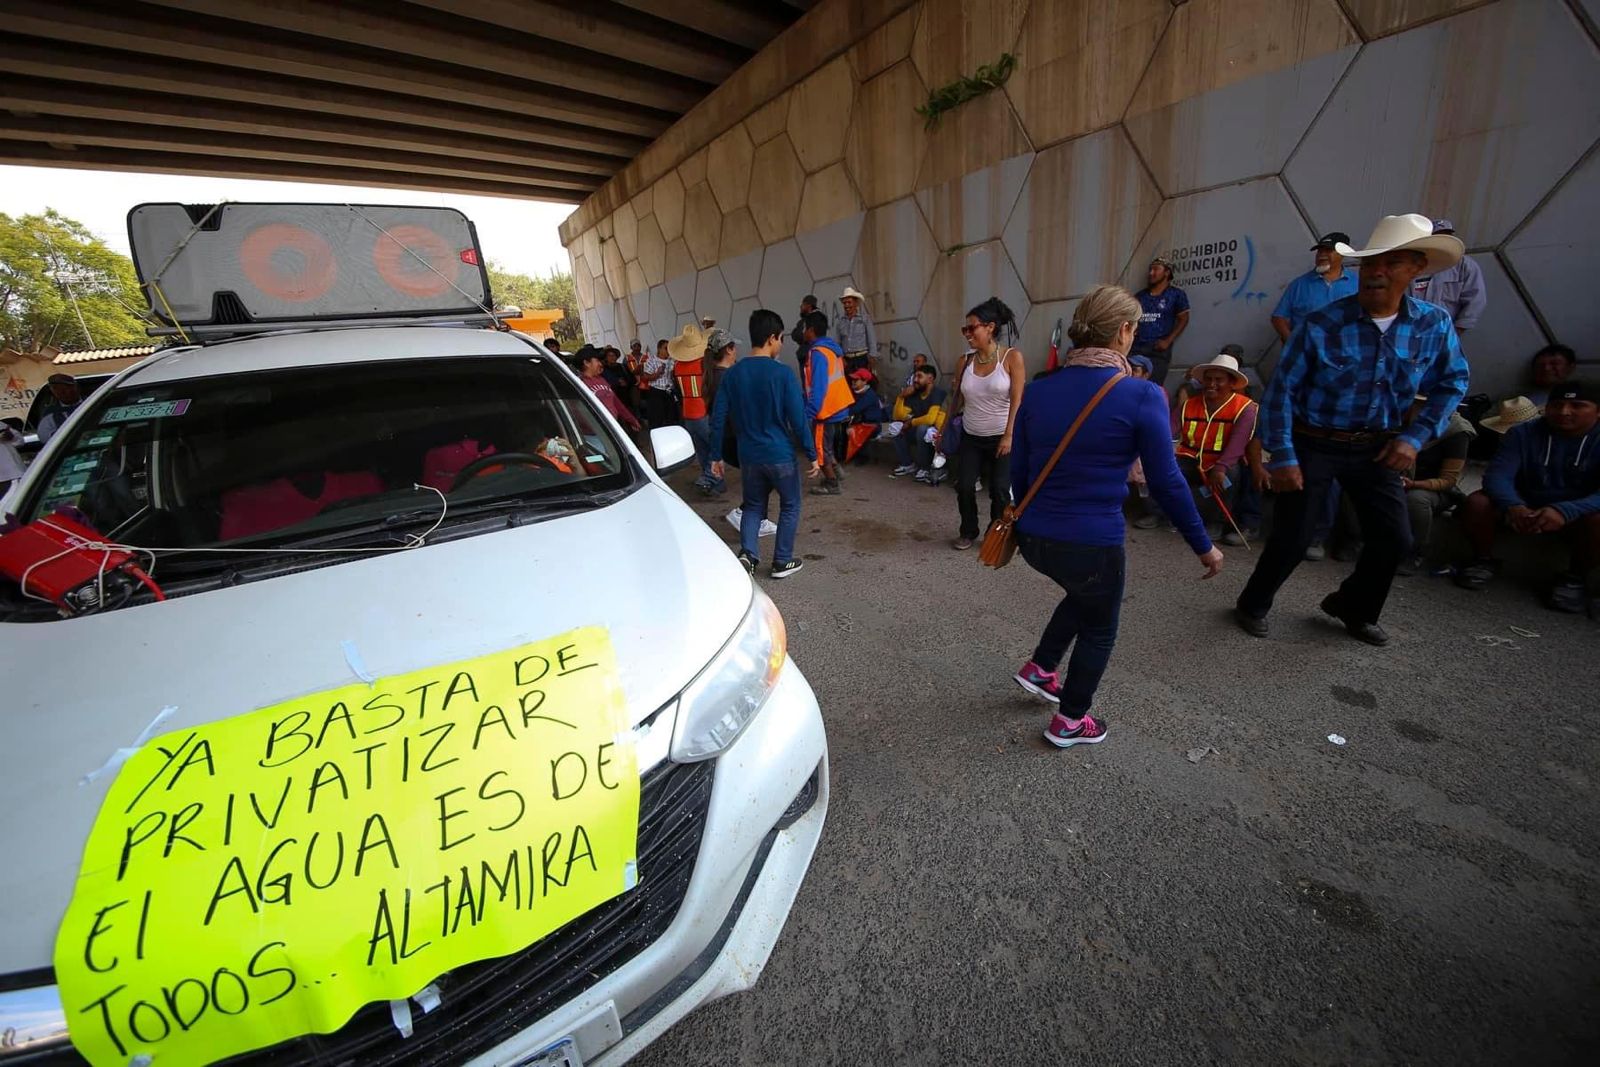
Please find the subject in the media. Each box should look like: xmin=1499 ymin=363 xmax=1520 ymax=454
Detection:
xmin=943 ymin=296 xmax=1027 ymax=550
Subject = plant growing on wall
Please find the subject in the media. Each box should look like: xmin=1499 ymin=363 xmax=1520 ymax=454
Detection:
xmin=914 ymin=53 xmax=1016 ymax=130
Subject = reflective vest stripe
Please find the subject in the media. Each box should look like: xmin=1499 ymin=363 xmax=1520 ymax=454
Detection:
xmin=1176 ymin=393 xmax=1253 ymax=463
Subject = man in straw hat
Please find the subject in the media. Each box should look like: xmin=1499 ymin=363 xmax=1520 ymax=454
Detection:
xmin=667 ymin=323 xmax=714 ymax=489
xmin=1171 ymin=352 xmax=1259 ymax=544
xmin=837 ymin=287 xmax=876 ymax=376
xmin=1236 ymin=213 xmax=1469 ymax=646
xmin=1454 ymin=380 xmax=1600 ymax=614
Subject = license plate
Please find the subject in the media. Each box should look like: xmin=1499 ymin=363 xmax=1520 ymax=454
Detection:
xmin=511 ymin=1036 xmax=583 ymax=1067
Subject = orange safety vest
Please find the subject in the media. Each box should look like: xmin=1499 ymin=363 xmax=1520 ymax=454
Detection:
xmin=804 ymin=340 xmax=854 ymax=423
xmin=1176 ymin=392 xmax=1255 ymax=466
xmin=675 ymin=358 xmax=707 ymax=420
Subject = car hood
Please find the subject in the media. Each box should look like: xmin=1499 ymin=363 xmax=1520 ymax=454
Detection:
xmin=0 ymin=482 xmax=748 ymax=974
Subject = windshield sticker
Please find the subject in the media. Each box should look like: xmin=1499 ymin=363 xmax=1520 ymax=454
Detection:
xmin=54 ymin=627 xmax=639 ymax=1067
xmin=60 ymin=455 xmax=102 ymax=475
xmin=103 ymin=399 xmax=191 ymax=423
xmin=80 ymin=429 xmax=118 ymax=447
xmin=47 ymin=470 xmax=92 ymax=495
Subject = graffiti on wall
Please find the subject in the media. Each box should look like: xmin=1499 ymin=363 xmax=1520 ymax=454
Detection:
xmin=1161 ymin=235 xmax=1269 ymax=304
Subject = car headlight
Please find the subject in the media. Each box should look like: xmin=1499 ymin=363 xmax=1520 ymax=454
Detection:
xmin=670 ymin=588 xmax=786 ymax=761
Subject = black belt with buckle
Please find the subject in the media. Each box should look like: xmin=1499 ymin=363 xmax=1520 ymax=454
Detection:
xmin=1293 ymin=421 xmax=1395 ymax=445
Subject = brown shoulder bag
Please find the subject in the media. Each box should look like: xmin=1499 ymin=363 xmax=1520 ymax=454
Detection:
xmin=978 ymin=372 xmax=1127 ymax=568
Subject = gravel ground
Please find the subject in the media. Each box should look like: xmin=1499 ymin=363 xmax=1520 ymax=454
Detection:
xmin=637 ymin=460 xmax=1600 ymax=1066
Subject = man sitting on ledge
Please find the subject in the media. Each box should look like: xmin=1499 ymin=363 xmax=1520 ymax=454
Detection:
xmin=1454 ymin=380 xmax=1600 ymax=614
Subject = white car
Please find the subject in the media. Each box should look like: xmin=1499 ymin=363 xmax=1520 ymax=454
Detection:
xmin=0 ymin=323 xmax=828 ymax=1066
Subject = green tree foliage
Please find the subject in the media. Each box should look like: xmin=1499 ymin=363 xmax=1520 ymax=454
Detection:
xmin=487 ymin=262 xmax=583 ymax=347
xmin=0 ymin=210 xmax=150 ymax=352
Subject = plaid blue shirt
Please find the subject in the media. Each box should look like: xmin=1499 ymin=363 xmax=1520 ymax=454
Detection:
xmin=1262 ymin=294 xmax=1468 ymax=469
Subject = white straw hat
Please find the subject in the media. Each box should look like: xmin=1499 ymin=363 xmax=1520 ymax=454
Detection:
xmin=1479 ymin=396 xmax=1542 ymax=433
xmin=1188 ymin=353 xmax=1249 ymax=388
xmin=1334 ymin=213 xmax=1464 ymax=274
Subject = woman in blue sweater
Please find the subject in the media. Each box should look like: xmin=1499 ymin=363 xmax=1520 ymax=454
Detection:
xmin=1011 ymin=285 xmax=1224 ymax=748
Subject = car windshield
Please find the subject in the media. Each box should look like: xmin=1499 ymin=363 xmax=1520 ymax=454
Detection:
xmin=18 ymin=351 xmax=635 ymax=556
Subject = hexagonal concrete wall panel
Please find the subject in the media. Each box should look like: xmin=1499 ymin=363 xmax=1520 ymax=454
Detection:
xmin=745 ymin=93 xmax=790 ymax=146
xmin=1286 ymin=0 xmax=1600 ymax=246
xmin=625 ymin=260 xmax=647 ymax=300
xmin=917 ymin=151 xmax=1033 ymax=251
xmin=797 ymin=163 xmax=864 ymax=234
xmin=1504 ymin=149 xmax=1598 ymax=351
xmin=1018 ymin=299 xmax=1081 ymax=378
xmin=665 ymin=255 xmax=698 ymax=316
xmin=921 ymin=240 xmax=1031 ymax=356
xmin=612 ymin=199 xmax=639 ymax=263
xmin=797 ymin=211 xmax=866 ymax=283
xmin=1006 ymin=0 xmax=1171 ymax=148
xmin=649 ymin=286 xmax=676 ymax=345
xmin=627 ymin=285 xmax=649 ymax=332
xmin=695 ymin=266 xmax=733 ymax=332
xmin=600 ymin=237 xmax=626 ymax=301
xmin=579 ymin=227 xmax=602 ymax=276
xmin=845 ymin=61 xmax=929 ymax=208
xmin=591 ymin=277 xmax=615 ymax=337
xmin=1123 ymin=177 xmax=1315 ymax=364
xmin=653 ymin=169 xmax=685 ymax=242
xmin=1003 ymin=127 xmax=1163 ymax=303
xmin=636 ymin=214 xmax=666 ymax=287
xmin=719 ymin=208 xmax=763 ymax=262
xmin=850 ymin=7 xmax=916 ymax=82
xmin=757 ymin=239 xmax=813 ymax=319
xmin=720 ymin=244 xmax=765 ymax=300
xmin=572 ymin=256 xmax=595 ymax=309
xmin=1459 ymin=255 xmax=1550 ymax=400
xmin=682 ymin=183 xmax=724 ymax=270
xmin=910 ymin=0 xmax=1028 ymax=92
xmin=678 ymin=146 xmax=709 ymax=189
xmin=853 ymin=197 xmax=939 ymax=322
xmin=749 ymin=135 xmax=806 ymax=244
xmin=913 ymin=90 xmax=1032 ymax=197
xmin=1123 ymin=0 xmax=1360 ymax=195
xmin=873 ymin=318 xmax=934 ymax=380
xmin=1344 ymin=0 xmax=1493 ymax=38
xmin=707 ymin=124 xmax=755 ymax=214
xmin=787 ymin=56 xmax=855 ymax=173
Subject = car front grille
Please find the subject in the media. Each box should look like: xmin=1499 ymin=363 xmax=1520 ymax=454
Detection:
xmin=26 ymin=759 xmax=714 ymax=1067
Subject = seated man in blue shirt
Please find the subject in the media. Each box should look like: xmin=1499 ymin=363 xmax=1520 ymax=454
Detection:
xmin=1236 ymin=214 xmax=1469 ymax=646
xmin=1454 ymin=379 xmax=1600 ymax=614
xmin=1271 ymin=232 xmax=1359 ymax=343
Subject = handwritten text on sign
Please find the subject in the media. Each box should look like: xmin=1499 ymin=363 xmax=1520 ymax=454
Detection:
xmin=53 ymin=627 xmax=639 ymax=1067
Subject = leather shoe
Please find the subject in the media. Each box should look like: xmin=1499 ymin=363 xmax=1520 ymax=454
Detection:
xmin=1233 ymin=607 xmax=1269 ymax=638
xmin=1319 ymin=593 xmax=1389 ymax=646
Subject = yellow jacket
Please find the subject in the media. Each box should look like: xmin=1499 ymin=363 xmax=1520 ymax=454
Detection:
xmin=892 ymin=385 xmax=948 ymax=430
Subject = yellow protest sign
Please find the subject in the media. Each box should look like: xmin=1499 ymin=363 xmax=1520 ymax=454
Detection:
xmin=53 ymin=626 xmax=639 ymax=1067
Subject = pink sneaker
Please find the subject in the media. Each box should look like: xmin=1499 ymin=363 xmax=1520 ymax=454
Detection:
xmin=1013 ymin=661 xmax=1061 ymax=703
xmin=1044 ymin=713 xmax=1109 ymax=748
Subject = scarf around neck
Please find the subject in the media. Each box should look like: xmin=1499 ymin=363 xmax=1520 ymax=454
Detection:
xmin=1064 ymin=346 xmax=1133 ymax=374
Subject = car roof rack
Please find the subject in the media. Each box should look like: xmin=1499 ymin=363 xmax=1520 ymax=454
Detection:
xmin=127 ymin=202 xmax=501 ymax=341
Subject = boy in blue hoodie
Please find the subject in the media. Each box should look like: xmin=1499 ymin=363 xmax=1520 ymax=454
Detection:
xmin=1456 ymin=379 xmax=1600 ymax=613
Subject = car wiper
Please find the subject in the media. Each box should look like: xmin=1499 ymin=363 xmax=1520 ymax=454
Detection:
xmin=377 ymin=486 xmax=632 ymax=527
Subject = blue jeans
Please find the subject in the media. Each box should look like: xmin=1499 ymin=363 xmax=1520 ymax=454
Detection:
xmin=1238 ymin=434 xmax=1411 ymax=624
xmin=683 ymin=416 xmax=712 ymax=480
xmin=1018 ymin=534 xmax=1126 ymax=717
xmin=741 ymin=462 xmax=801 ymax=563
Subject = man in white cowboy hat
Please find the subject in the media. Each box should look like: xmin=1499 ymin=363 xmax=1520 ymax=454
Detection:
xmin=1413 ymin=219 xmax=1486 ymax=334
xmin=837 ymin=286 xmax=876 ymax=376
xmin=1236 ymin=213 xmax=1470 ymax=646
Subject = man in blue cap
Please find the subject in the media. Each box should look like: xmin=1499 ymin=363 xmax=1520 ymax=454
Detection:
xmin=1413 ymin=219 xmax=1486 ymax=334
xmin=1271 ymin=232 xmax=1359 ymax=343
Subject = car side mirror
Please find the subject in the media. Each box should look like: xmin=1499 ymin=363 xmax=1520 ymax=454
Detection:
xmin=650 ymin=425 xmax=695 ymax=473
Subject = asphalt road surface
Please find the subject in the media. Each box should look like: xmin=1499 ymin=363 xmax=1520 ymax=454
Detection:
xmin=639 ymin=460 xmax=1599 ymax=1066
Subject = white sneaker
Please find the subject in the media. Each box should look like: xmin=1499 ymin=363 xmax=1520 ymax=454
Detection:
xmin=914 ymin=469 xmax=931 ymax=483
